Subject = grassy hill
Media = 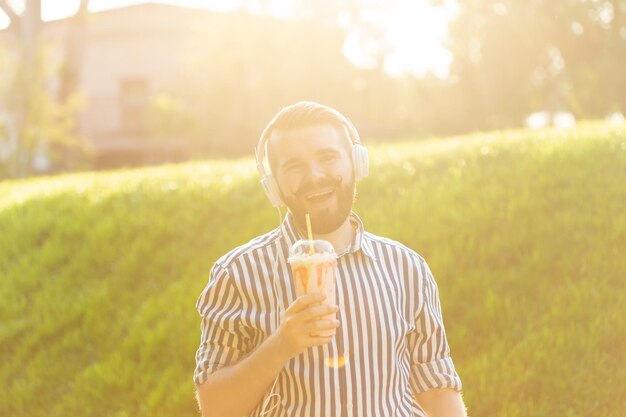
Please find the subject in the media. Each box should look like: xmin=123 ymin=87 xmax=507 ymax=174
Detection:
xmin=1 ymin=122 xmax=625 ymax=417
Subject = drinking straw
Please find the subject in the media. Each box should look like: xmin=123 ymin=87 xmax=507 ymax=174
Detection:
xmin=305 ymin=213 xmax=314 ymax=254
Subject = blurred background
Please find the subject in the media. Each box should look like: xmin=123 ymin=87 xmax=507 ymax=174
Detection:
xmin=1 ymin=0 xmax=624 ymax=179
xmin=2 ymin=2 xmax=625 ymax=416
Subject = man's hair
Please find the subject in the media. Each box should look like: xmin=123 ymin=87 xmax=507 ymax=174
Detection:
xmin=261 ymin=101 xmax=353 ymax=173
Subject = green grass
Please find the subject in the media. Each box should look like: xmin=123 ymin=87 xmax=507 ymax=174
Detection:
xmin=1 ymin=122 xmax=625 ymax=417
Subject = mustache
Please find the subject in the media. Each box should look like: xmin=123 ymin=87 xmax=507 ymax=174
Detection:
xmin=294 ymin=175 xmax=343 ymax=197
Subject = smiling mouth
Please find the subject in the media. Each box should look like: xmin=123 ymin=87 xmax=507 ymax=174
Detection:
xmin=305 ymin=189 xmax=334 ymax=203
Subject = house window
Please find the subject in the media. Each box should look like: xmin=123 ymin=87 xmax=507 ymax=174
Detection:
xmin=119 ymin=78 xmax=148 ymax=134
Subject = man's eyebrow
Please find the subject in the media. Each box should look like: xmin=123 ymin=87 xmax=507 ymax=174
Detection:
xmin=279 ymin=147 xmax=342 ymax=169
xmin=317 ymin=148 xmax=341 ymax=156
xmin=280 ymin=156 xmax=300 ymax=168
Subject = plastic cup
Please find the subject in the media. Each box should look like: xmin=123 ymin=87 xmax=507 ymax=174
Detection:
xmin=288 ymin=240 xmax=337 ymax=337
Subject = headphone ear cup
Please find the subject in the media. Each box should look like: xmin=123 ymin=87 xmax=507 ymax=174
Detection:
xmin=261 ymin=173 xmax=284 ymax=207
xmin=352 ymin=144 xmax=369 ymax=180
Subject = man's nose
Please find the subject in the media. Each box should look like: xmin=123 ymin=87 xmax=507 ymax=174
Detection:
xmin=303 ymin=161 xmax=326 ymax=180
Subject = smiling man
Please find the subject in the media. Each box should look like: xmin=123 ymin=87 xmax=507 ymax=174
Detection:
xmin=194 ymin=102 xmax=467 ymax=417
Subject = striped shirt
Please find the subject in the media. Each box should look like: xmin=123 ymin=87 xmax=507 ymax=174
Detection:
xmin=194 ymin=212 xmax=462 ymax=417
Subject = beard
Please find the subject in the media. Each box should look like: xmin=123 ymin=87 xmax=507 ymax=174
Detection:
xmin=283 ymin=174 xmax=355 ymax=235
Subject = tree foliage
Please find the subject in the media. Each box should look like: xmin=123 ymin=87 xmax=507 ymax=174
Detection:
xmin=146 ymin=1 xmax=626 ymax=160
xmin=3 ymin=1 xmax=626 ymax=172
xmin=446 ymin=0 xmax=626 ymax=129
xmin=0 ymin=0 xmax=91 ymax=179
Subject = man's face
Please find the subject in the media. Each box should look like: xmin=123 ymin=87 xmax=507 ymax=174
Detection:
xmin=268 ymin=124 xmax=355 ymax=234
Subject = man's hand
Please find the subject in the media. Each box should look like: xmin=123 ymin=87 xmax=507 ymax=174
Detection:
xmin=195 ymin=292 xmax=340 ymax=417
xmin=273 ymin=292 xmax=340 ymax=359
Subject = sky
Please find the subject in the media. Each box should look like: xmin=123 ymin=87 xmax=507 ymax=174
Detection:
xmin=0 ymin=0 xmax=458 ymax=79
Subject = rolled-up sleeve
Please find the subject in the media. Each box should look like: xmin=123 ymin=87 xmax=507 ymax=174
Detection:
xmin=409 ymin=259 xmax=462 ymax=394
xmin=194 ymin=263 xmax=250 ymax=385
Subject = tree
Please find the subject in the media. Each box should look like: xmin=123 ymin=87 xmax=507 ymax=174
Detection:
xmin=446 ymin=0 xmax=626 ymax=129
xmin=0 ymin=0 xmax=91 ymax=178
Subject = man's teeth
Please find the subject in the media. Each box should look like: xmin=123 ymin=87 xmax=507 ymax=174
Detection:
xmin=307 ymin=190 xmax=333 ymax=199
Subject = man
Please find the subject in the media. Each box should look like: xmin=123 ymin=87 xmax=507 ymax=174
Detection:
xmin=194 ymin=102 xmax=467 ymax=417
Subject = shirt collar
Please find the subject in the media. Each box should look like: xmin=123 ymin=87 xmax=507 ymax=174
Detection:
xmin=281 ymin=211 xmax=377 ymax=261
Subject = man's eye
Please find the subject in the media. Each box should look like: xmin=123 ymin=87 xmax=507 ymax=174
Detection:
xmin=320 ymin=154 xmax=338 ymax=163
xmin=284 ymin=163 xmax=301 ymax=172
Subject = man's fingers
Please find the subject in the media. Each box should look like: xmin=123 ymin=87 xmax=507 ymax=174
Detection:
xmin=302 ymin=304 xmax=339 ymax=321
xmin=304 ymin=319 xmax=340 ymax=333
xmin=278 ymin=295 xmax=340 ymax=356
xmin=286 ymin=293 xmax=326 ymax=314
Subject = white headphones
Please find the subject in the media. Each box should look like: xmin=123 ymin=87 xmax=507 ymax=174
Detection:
xmin=255 ymin=116 xmax=369 ymax=207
